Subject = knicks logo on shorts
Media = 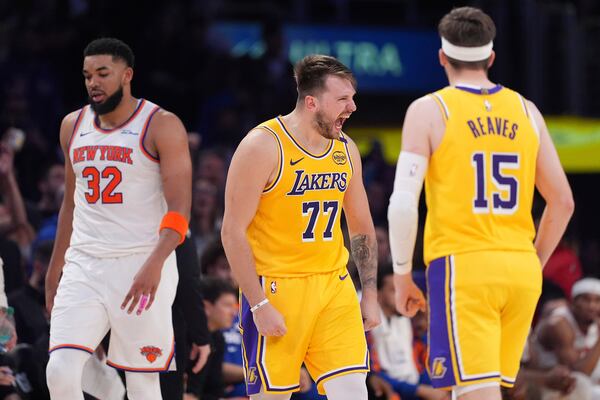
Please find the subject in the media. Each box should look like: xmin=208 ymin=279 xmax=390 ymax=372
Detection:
xmin=140 ymin=346 xmax=162 ymax=363
xmin=247 ymin=367 xmax=258 ymax=384
xmin=431 ymin=357 xmax=448 ymax=379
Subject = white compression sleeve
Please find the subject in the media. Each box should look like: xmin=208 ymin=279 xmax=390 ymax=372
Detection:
xmin=387 ymin=151 xmax=428 ymax=274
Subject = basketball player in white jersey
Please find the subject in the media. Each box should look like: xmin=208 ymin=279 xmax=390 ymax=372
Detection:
xmin=44 ymin=38 xmax=192 ymax=400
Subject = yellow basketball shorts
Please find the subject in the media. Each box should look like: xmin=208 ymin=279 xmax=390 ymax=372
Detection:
xmin=240 ymin=267 xmax=369 ymax=395
xmin=426 ymin=250 xmax=541 ymax=389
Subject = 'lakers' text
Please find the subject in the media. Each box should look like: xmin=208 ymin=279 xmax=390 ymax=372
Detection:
xmin=467 ymin=116 xmax=518 ymax=140
xmin=72 ymin=145 xmax=134 ymax=165
xmin=287 ymin=170 xmax=348 ymax=196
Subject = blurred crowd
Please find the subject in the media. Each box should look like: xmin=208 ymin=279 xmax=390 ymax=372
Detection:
xmin=0 ymin=1 xmax=599 ymax=399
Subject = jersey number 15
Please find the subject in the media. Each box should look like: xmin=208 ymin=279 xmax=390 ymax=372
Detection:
xmin=472 ymin=152 xmax=519 ymax=214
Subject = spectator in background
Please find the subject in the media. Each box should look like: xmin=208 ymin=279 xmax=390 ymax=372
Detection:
xmin=160 ymin=235 xmax=211 ymax=400
xmin=0 ymin=139 xmax=35 ymax=249
xmin=0 ymin=140 xmax=31 ymax=295
xmin=186 ymin=278 xmax=237 ymax=400
xmin=369 ymin=266 xmax=448 ymax=400
xmin=543 ymin=237 xmax=583 ymax=298
xmin=0 ymin=258 xmax=19 ymax=400
xmin=249 ymin=19 xmax=296 ymax=122
xmin=199 ymin=237 xmax=246 ymax=398
xmin=8 ymin=240 xmax=52 ymax=347
xmin=200 ymin=236 xmax=232 ymax=283
xmin=510 ymin=363 xmax=577 ymax=400
xmin=196 ymin=149 xmax=228 ymax=197
xmin=366 ymin=181 xmax=388 ymax=227
xmin=375 ymin=225 xmax=392 ymax=266
xmin=362 ymin=140 xmax=395 ymax=189
xmin=531 ymin=278 xmax=600 ymax=398
xmin=191 ymin=178 xmax=221 ymax=259
xmin=26 ymin=162 xmax=64 ymax=277
xmin=35 ymin=163 xmax=64 ymax=222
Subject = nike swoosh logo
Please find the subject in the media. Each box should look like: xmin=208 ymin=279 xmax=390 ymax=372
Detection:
xmin=339 ymin=273 xmax=349 ymax=281
xmin=80 ymin=131 xmax=94 ymax=137
xmin=290 ymin=157 xmax=304 ymax=166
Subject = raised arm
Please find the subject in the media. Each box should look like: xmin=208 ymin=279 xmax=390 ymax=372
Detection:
xmin=121 ymin=110 xmax=192 ymax=314
xmin=221 ymin=129 xmax=287 ymax=337
xmin=528 ymin=101 xmax=575 ymax=267
xmin=342 ymin=136 xmax=380 ymax=331
xmin=0 ymin=142 xmax=35 ymax=246
xmin=45 ymin=111 xmax=79 ymax=313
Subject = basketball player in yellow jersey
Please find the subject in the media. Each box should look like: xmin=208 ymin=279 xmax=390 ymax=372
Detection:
xmin=387 ymin=7 xmax=574 ymax=400
xmin=222 ymin=55 xmax=380 ymax=400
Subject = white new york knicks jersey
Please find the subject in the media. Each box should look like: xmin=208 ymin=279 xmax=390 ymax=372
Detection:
xmin=68 ymin=99 xmax=166 ymax=257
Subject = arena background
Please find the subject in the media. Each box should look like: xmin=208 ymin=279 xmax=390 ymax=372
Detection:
xmin=1 ymin=0 xmax=599 ymax=290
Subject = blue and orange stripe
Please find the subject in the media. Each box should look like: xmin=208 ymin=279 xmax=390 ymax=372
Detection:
xmin=139 ymin=105 xmax=161 ymax=162
xmin=49 ymin=343 xmax=94 ymax=354
xmin=67 ymin=106 xmax=87 ymax=153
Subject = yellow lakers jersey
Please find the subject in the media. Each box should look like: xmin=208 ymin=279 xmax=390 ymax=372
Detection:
xmin=423 ymin=85 xmax=539 ymax=264
xmin=247 ymin=117 xmax=353 ymax=277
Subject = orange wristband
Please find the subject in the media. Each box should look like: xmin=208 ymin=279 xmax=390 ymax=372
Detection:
xmin=159 ymin=211 xmax=188 ymax=244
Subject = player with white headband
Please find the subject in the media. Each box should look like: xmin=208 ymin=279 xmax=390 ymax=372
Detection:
xmin=388 ymin=6 xmax=574 ymax=400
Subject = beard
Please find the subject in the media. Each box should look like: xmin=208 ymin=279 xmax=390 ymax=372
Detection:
xmin=313 ymin=110 xmax=339 ymax=140
xmin=89 ymin=86 xmax=124 ymax=115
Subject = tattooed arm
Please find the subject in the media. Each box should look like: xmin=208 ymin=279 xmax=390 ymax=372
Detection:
xmin=350 ymin=234 xmax=378 ymax=293
xmin=343 ymin=137 xmax=380 ymax=331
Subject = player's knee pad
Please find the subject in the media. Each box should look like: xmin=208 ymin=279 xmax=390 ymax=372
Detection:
xmin=46 ymin=349 xmax=89 ymax=399
xmin=323 ymin=372 xmax=368 ymax=400
xmin=125 ymin=371 xmax=161 ymax=400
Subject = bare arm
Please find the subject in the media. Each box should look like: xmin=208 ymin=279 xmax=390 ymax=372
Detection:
xmin=221 ymin=129 xmax=286 ymax=337
xmin=45 ymin=112 xmax=79 ymax=313
xmin=121 ymin=110 xmax=192 ymax=313
xmin=343 ymin=136 xmax=380 ymax=331
xmin=528 ymin=101 xmax=575 ymax=267
xmin=344 ymin=137 xmax=377 ymax=292
xmin=543 ymin=318 xmax=600 ymax=375
xmin=397 ymin=96 xmax=440 ymax=158
xmin=149 ymin=110 xmax=192 ymax=251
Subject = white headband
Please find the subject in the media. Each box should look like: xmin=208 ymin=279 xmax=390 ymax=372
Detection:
xmin=441 ymin=37 xmax=493 ymax=62
xmin=572 ymin=278 xmax=600 ymax=298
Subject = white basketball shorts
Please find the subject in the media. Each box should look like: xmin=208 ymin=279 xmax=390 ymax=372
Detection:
xmin=49 ymin=248 xmax=178 ymax=372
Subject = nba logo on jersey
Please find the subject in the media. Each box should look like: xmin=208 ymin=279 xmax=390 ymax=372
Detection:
xmin=431 ymin=357 xmax=448 ymax=379
xmin=270 ymin=281 xmax=277 ymax=294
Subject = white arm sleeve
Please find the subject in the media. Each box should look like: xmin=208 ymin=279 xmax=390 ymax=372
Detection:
xmin=387 ymin=151 xmax=428 ymax=275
